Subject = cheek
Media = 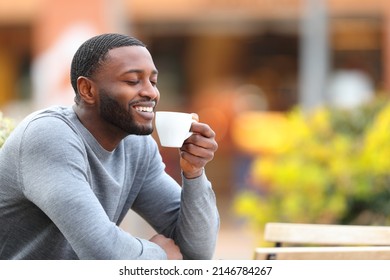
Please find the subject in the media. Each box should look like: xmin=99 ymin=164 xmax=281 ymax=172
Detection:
xmin=113 ymin=85 xmax=138 ymax=102
xmin=155 ymin=88 xmax=161 ymax=101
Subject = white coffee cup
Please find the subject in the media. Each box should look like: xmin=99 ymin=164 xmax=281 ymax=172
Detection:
xmin=155 ymin=111 xmax=194 ymax=148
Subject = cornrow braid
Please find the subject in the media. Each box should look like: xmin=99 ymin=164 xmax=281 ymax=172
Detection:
xmin=70 ymin=33 xmax=146 ymax=103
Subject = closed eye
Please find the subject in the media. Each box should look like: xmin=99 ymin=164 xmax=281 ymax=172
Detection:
xmin=126 ymin=80 xmax=139 ymax=85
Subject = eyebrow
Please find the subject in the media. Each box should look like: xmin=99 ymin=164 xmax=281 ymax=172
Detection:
xmin=122 ymin=69 xmax=159 ymax=75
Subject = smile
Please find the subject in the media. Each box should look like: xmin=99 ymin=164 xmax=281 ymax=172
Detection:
xmin=135 ymin=106 xmax=154 ymax=113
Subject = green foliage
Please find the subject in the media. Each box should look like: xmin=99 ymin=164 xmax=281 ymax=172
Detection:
xmin=0 ymin=112 xmax=14 ymax=148
xmin=234 ymin=97 xmax=390 ymax=229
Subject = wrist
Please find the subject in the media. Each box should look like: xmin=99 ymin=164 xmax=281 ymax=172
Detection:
xmin=183 ymin=168 xmax=204 ymax=179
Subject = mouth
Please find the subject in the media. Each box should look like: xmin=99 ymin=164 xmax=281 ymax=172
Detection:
xmin=132 ymin=101 xmax=156 ymax=120
xmin=134 ymin=106 xmax=154 ymax=113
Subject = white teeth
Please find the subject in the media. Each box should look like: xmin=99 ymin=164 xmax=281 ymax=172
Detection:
xmin=136 ymin=106 xmax=153 ymax=112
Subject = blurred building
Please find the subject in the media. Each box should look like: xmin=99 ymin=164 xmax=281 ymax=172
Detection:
xmin=0 ymin=0 xmax=389 ymax=199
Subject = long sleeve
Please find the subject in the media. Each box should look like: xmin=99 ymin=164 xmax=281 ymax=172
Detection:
xmin=178 ymin=173 xmax=220 ymax=259
xmin=131 ymin=141 xmax=220 ymax=260
xmin=0 ymin=106 xmax=219 ymax=260
xmin=17 ymin=116 xmax=167 ymax=259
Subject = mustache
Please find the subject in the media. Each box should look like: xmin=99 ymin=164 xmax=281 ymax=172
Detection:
xmin=128 ymin=98 xmax=156 ymax=107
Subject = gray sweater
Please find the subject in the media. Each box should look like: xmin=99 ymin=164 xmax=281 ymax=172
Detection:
xmin=0 ymin=106 xmax=219 ymax=260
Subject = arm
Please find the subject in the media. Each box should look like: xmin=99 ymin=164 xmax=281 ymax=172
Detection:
xmin=19 ymin=117 xmax=166 ymax=259
xmin=179 ymin=115 xmax=220 ymax=259
xmin=132 ymin=117 xmax=219 ymax=259
xmin=177 ymin=172 xmax=220 ymax=259
xmin=132 ymin=166 xmax=219 ymax=259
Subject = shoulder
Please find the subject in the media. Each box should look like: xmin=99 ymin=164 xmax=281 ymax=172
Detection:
xmin=24 ymin=106 xmax=76 ymax=131
xmin=16 ymin=106 xmax=83 ymax=153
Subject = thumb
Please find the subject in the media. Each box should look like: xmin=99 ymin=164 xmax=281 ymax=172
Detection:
xmin=191 ymin=113 xmax=199 ymax=122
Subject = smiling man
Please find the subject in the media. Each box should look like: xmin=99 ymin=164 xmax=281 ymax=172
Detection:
xmin=0 ymin=33 xmax=219 ymax=260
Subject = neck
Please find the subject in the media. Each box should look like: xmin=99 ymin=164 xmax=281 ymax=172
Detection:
xmin=73 ymin=104 xmax=127 ymax=151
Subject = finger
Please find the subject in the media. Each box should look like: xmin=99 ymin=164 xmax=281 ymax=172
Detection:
xmin=180 ymin=150 xmax=209 ymax=169
xmin=181 ymin=141 xmax=217 ymax=160
xmin=190 ymin=122 xmax=216 ymax=139
xmin=184 ymin=133 xmax=218 ymax=152
xmin=191 ymin=113 xmax=199 ymax=122
xmin=180 ymin=143 xmax=214 ymax=161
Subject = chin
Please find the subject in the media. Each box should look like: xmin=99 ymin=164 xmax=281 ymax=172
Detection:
xmin=126 ymin=124 xmax=153 ymax=136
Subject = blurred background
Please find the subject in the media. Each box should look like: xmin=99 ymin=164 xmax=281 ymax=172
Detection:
xmin=1 ymin=0 xmax=390 ymax=259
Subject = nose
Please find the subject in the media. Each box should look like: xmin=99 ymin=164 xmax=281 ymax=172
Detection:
xmin=140 ymin=81 xmax=159 ymax=100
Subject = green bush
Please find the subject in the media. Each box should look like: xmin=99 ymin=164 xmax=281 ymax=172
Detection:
xmin=234 ymin=97 xmax=390 ymax=230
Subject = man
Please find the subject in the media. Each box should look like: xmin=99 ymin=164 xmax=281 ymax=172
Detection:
xmin=0 ymin=33 xmax=219 ymax=260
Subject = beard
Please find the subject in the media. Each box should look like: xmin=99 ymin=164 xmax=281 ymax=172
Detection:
xmin=99 ymin=89 xmax=153 ymax=135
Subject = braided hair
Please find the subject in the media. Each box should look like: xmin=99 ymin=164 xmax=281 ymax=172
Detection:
xmin=70 ymin=33 xmax=146 ymax=103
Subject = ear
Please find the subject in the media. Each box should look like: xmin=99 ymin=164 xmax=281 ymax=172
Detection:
xmin=77 ymin=76 xmax=97 ymax=105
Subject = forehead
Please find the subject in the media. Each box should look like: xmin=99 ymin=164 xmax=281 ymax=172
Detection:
xmin=102 ymin=46 xmax=157 ymax=74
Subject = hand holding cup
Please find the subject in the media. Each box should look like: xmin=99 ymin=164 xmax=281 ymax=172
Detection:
xmin=155 ymin=111 xmax=218 ymax=179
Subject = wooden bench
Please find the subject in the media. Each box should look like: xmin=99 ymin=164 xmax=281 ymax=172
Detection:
xmin=254 ymin=222 xmax=390 ymax=260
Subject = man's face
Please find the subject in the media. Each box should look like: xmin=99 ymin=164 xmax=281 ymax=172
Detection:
xmin=93 ymin=46 xmax=160 ymax=135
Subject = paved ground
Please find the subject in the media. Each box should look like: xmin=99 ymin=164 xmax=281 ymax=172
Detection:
xmin=214 ymin=222 xmax=259 ymax=260
xmin=213 ymin=195 xmax=260 ymax=260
